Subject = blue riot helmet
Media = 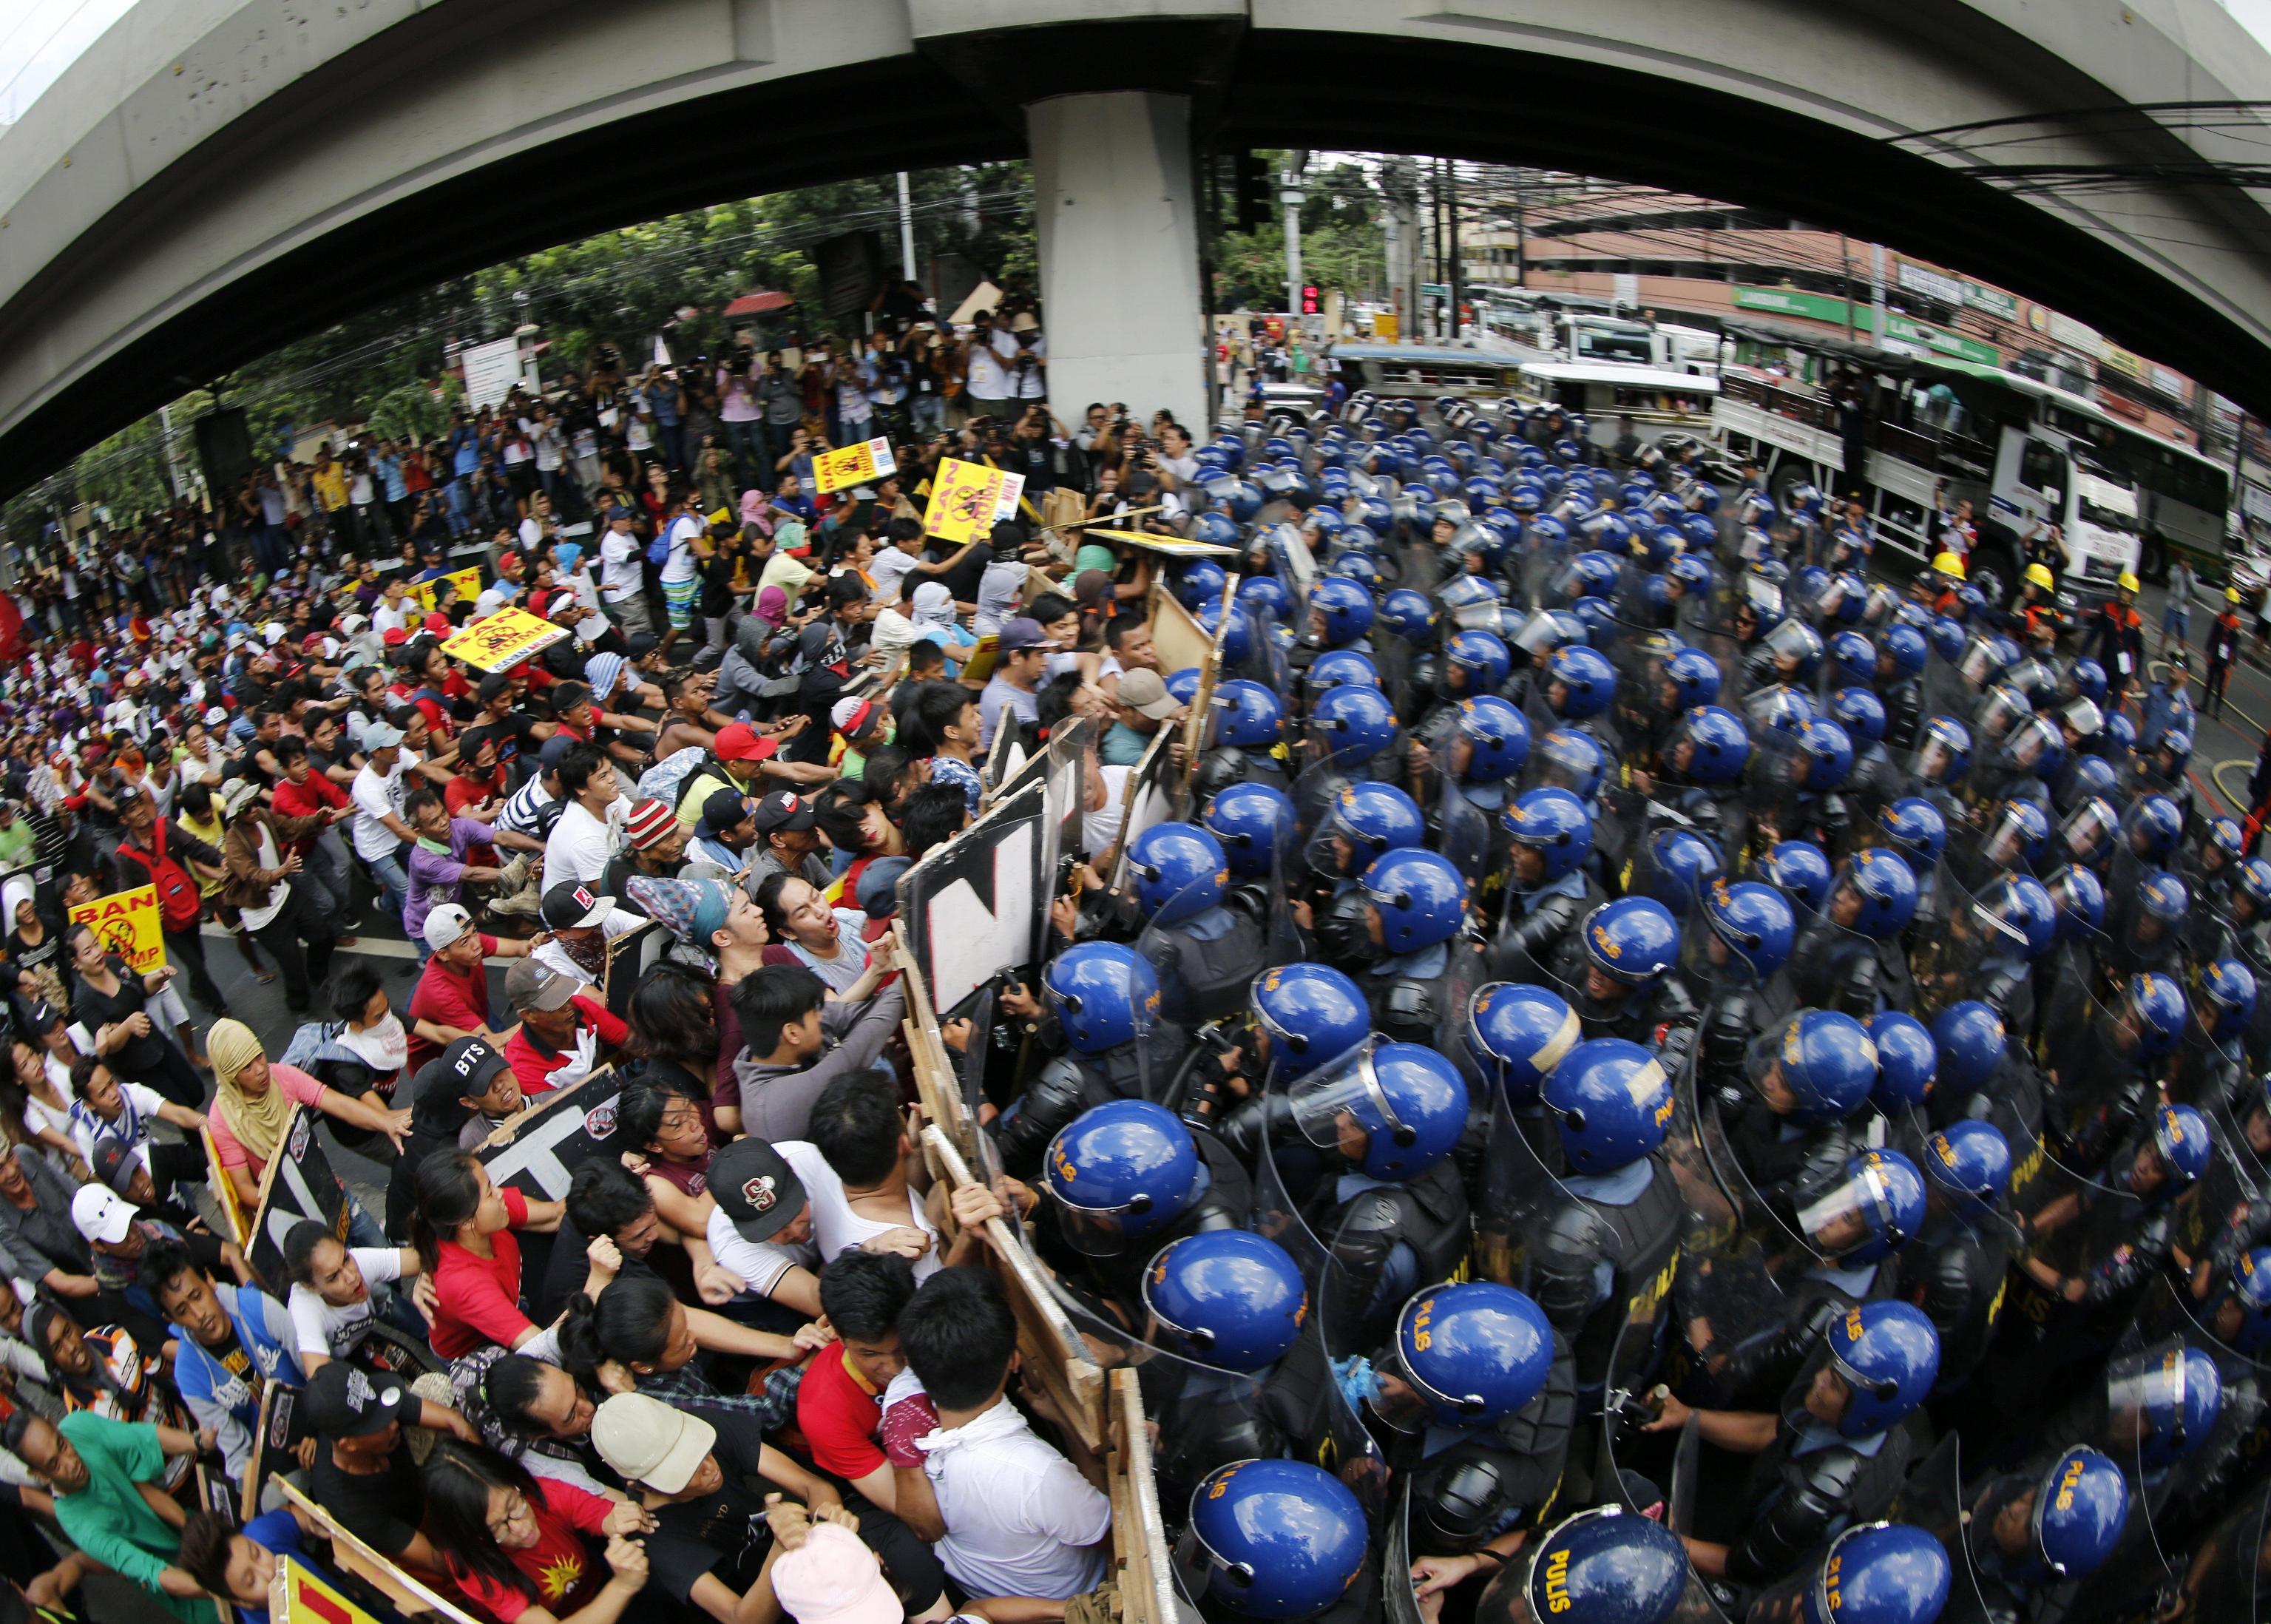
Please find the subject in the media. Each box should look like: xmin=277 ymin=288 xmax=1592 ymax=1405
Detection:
xmin=2125 ymin=975 xmax=2191 ymax=1062
xmin=1830 ymin=630 xmax=1877 ymax=688
xmin=2102 ymin=708 xmax=2138 ymax=761
xmin=1191 ymin=510 xmax=1240 ymax=549
xmin=1360 ymin=847 xmax=1469 ymax=954
xmin=1310 ymin=782 xmax=1426 ymax=877
xmin=1250 ymin=963 xmax=1371 ymax=1080
xmin=2207 ymin=815 xmax=2247 ymax=867
xmin=1127 ymin=822 xmax=1228 ymax=924
xmin=1236 ymin=575 xmax=1290 ymax=625
xmin=1865 ymin=1012 xmax=1937 ymax=1112
xmin=2108 ymin=1342 xmax=2223 ymax=1469
xmin=2064 ymin=656 xmax=2108 ymax=706
xmin=1503 ymin=787 xmax=1594 ymax=889
xmin=1466 ymin=981 xmax=1582 ymax=1107
xmin=1761 ymin=840 xmax=1834 ymax=915
xmin=1378 ymin=587 xmax=1437 ymax=643
xmin=1198 ymin=600 xmax=1256 ymax=666
xmin=1815 ymin=1298 xmax=1939 ymax=1436
xmin=2223 ymin=1249 xmax=2271 ymax=1353
xmin=1977 ymin=873 xmax=2057 ymax=961
xmin=1744 ymin=683 xmax=1816 ymax=740
xmin=2059 ymin=795 xmax=2120 ymax=867
xmin=1878 ymin=623 xmax=1929 ymax=680
xmin=1043 ymin=1100 xmax=1203 ymax=1256
xmin=1664 ymin=704 xmax=1750 ymax=785
xmin=1693 ymin=877 xmax=1798 ymax=983
xmin=1909 ymin=715 xmax=1971 ymax=786
xmin=1545 ymin=645 xmax=1617 ymax=720
xmin=1828 ymin=848 xmax=1918 ymax=938
xmin=1828 ymin=686 xmax=1887 ymax=748
xmin=1977 ymin=799 xmax=2051 ymax=872
xmin=2042 ymin=862 xmax=2106 ymax=938
xmin=1929 ymin=1001 xmax=2008 ymax=1097
xmin=1446 ymin=629 xmax=1513 ymax=694
xmin=1143 ymin=1231 xmax=1309 ymax=1372
xmin=1040 ymin=942 xmax=1160 ymax=1055
xmin=1546 ymin=1038 xmax=1673 ymax=1172
xmin=1531 ymin=727 xmax=1609 ymax=799
xmin=2027 ymin=1447 xmax=2130 ymax=1581
xmin=1668 ymin=552 xmax=1713 ymax=600
xmin=1826 ymin=571 xmax=1871 ymax=623
xmin=1202 ymin=782 xmax=1295 ymax=881
xmin=2148 ymin=1100 xmax=2213 ymax=1186
xmin=1866 ymin=745 xmax=1942 ymax=843
xmin=1165 ymin=667 xmax=1203 ymax=706
xmin=1304 ymin=647 xmax=1381 ymax=700
xmin=2124 ymin=794 xmax=2185 ymax=862
xmin=1800 ymin=1523 xmax=1952 ymax=1624
xmin=1207 ymin=680 xmax=1282 ymax=751
xmin=1682 ymin=512 xmax=1719 ymax=553
xmin=1456 ymin=696 xmax=1531 ymax=782
xmin=1367 ymin=1282 xmax=1554 ymax=1432
xmin=2240 ymin=856 xmax=2271 ymax=924
xmin=1304 ymin=501 xmax=1345 ymax=542
xmin=1308 ymin=683 xmax=1398 ymax=767
xmin=2207 ymin=953 xmax=2261 ymax=1040
xmin=2132 ymin=870 xmax=2190 ymax=947
xmin=1663 ymin=646 xmax=1722 ymax=709
xmin=1289 ymin=1038 xmax=1467 ymax=1180
xmin=1571 ymin=597 xmax=1625 ymax=649
xmin=1749 ymin=1009 xmax=1880 ymax=1125
xmin=1512 ymin=1509 xmax=1690 ymax=1624
xmin=1176 ymin=559 xmax=1229 ymax=611
xmin=1182 ymin=1459 xmax=1367 ymax=1620
xmin=1303 ymin=577 xmax=1373 ymax=651
xmin=1790 ymin=564 xmax=1830 ymax=607
xmin=1583 ymin=897 xmax=1681 ymax=989
xmin=1324 ymin=552 xmax=1380 ymax=593
xmin=2059 ymin=752 xmax=2118 ymax=813
xmin=1922 ymin=1120 xmax=2013 ymax=1222
xmin=1762 ymin=615 xmax=1825 ymax=683
xmin=1795 ymin=719 xmax=1855 ymax=790
xmin=1923 ymin=615 xmax=1965 ymax=663
xmin=1634 ymin=828 xmax=1722 ymax=916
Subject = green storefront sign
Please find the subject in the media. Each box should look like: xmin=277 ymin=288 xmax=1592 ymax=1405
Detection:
xmin=1731 ymin=286 xmax=1999 ymax=368
xmin=1963 ymin=280 xmax=2019 ymax=320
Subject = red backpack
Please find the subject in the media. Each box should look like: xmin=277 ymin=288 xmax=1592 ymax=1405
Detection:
xmin=115 ymin=822 xmax=203 ymax=933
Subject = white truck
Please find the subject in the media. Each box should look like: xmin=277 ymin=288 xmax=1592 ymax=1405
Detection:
xmin=1711 ymin=362 xmax=2144 ymax=592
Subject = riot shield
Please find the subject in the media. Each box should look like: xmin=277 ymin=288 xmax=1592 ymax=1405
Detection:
xmin=1907 ymin=879 xmax=2031 ymax=1023
xmin=1881 ymin=1434 xmax=1994 ymax=1624
xmin=2136 ymin=1480 xmax=2271 ymax=1623
xmin=1670 ymin=1090 xmax=1806 ymax=1409
xmin=2038 ymin=971 xmax=2160 ymax=1173
xmin=1433 ymin=768 xmax=1496 ymax=901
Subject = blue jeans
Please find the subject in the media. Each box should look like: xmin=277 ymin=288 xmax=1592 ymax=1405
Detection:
xmin=365 ymin=844 xmax=411 ymax=932
xmin=722 ymin=419 xmax=766 ymax=493
xmin=910 ymin=393 xmax=945 ymax=434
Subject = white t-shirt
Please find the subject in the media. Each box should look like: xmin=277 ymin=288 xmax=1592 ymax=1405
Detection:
xmin=237 ymin=819 xmax=289 ymax=932
xmin=350 ymin=754 xmax=415 ymax=861
xmin=599 ymin=528 xmax=643 ymax=604
xmin=964 ymin=334 xmax=1009 ymax=398
xmin=544 ymin=796 xmax=624 ymax=887
xmin=705 ymin=1140 xmax=941 ymax=1288
xmin=919 ymin=1395 xmax=1111 ymax=1600
xmin=868 ymin=547 xmax=920 ymax=604
xmin=287 ymin=1247 xmax=405 ymax=1359
xmin=661 ymin=513 xmax=703 ymax=586
xmin=372 ymin=599 xmax=412 ymax=637
xmin=68 ymin=1081 xmax=167 ymax=1165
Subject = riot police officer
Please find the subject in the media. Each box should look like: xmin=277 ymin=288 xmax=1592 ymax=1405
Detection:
xmin=992 ymin=941 xmax=1170 ymax=1178
xmin=1321 ymin=847 xmax=1483 ymax=1049
xmin=1192 ymin=679 xmax=1293 ymax=805
xmin=1900 ymin=1119 xmax=2017 ymax=1403
xmin=1126 ymin=822 xmax=1269 ymax=1028
xmin=1181 ymin=1458 xmax=1373 ymax=1623
xmin=1492 ymin=787 xmax=1603 ymax=985
xmin=1546 ymin=896 xmax=1693 ymax=1045
xmin=1959 ymin=1447 xmax=2129 ymax=1621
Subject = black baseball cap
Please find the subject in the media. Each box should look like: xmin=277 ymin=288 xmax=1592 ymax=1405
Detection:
xmin=305 ymin=1361 xmax=412 ymax=1438
xmin=751 ymin=791 xmax=814 ymax=835
xmin=711 ymin=1140 xmax=808 ymax=1245
xmin=439 ymin=1036 xmax=510 ymax=1097
xmin=542 ymin=880 xmax=614 ymax=930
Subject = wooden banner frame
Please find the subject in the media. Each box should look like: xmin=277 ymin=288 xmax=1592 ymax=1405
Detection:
xmin=1108 ymin=1367 xmax=1178 ymax=1624
xmin=245 ymin=1107 xmax=348 ymax=1296
xmin=203 ymin=1125 xmax=250 ymax=1248
xmin=277 ymin=1478 xmax=485 ymax=1624
xmin=477 ymin=1065 xmax=622 ymax=1202
xmin=1173 ymin=574 xmax=1237 ymax=818
xmin=240 ymin=1380 xmax=297 ymax=1524
xmin=921 ymin=1123 xmax=1106 ymax=1454
xmin=893 ymin=932 xmax=975 ymax=1167
xmin=1145 ymin=583 xmax=1211 ymax=676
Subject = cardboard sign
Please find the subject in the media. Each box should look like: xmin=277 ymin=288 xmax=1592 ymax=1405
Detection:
xmin=408 ymin=566 xmax=484 ymax=614
xmin=203 ymin=1125 xmax=250 ymax=1248
xmin=896 ymin=776 xmax=1049 ymax=1016
xmin=68 ymin=884 xmax=165 ymax=974
xmin=478 ymin=1068 xmax=623 ymax=1202
xmin=275 ymin=1483 xmax=484 ymax=1624
xmin=240 ymin=1381 xmax=299 ymax=1523
xmin=441 ymin=606 xmax=570 ymax=672
xmin=273 ymin=1557 xmax=385 ymax=1624
xmin=813 ymin=436 xmax=898 ymax=495
xmin=1091 ymin=531 xmax=1237 ymax=559
xmin=246 ymin=1107 xmax=348 ymax=1296
xmin=923 ymin=458 xmax=1026 ymax=544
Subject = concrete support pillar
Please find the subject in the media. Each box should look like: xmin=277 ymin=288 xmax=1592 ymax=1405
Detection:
xmin=1026 ymin=92 xmax=1207 ymax=435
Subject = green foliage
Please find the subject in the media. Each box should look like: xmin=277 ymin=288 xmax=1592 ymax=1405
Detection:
xmin=1212 ymin=160 xmax=1385 ymax=311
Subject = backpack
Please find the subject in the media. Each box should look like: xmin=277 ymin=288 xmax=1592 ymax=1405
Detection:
xmin=114 ymin=824 xmax=202 ymax=932
xmin=646 ymin=530 xmax=670 ymax=568
xmin=634 ymin=745 xmax=721 ymax=811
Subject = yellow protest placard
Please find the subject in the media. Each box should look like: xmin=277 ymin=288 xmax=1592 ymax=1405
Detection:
xmin=813 ymin=436 xmax=898 ymax=495
xmin=441 ymin=606 xmax=569 ymax=672
xmin=924 ymin=458 xmax=1026 ymax=544
xmin=69 ymin=885 xmax=165 ymax=974
xmin=408 ymin=566 xmax=483 ymax=614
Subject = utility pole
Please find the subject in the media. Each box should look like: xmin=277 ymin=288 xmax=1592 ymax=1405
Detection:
xmin=1514 ymin=175 xmax=1527 ymax=289
xmin=895 ymin=172 xmax=917 ymax=284
xmin=1838 ymin=234 xmax=1855 ymax=343
xmin=1446 ymin=160 xmax=1463 ymax=339
xmin=1383 ymin=159 xmax=1420 ymax=339
xmin=1870 ymin=241 xmax=1888 ymax=350
xmin=1282 ymin=151 xmax=1307 ymax=322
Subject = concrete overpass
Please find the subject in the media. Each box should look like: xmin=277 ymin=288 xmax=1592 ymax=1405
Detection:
xmin=7 ymin=0 xmax=2271 ymax=490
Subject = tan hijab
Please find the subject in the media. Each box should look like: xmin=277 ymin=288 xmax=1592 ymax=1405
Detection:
xmin=208 ymin=1018 xmax=288 ymax=1168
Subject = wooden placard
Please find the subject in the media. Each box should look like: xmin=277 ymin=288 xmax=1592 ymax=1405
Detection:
xmin=601 ymin=919 xmax=663 ymax=1024
xmin=246 ymin=1108 xmax=348 ymax=1297
xmin=239 ymin=1380 xmax=298 ymax=1524
xmin=277 ymin=1478 xmax=484 ymax=1624
xmin=1174 ymin=574 xmax=1237 ymax=818
xmin=895 ymin=774 xmax=1050 ymax=1017
xmin=893 ymin=931 xmax=975 ymax=1166
xmin=1109 ymin=1367 xmax=1179 ymax=1624
xmin=203 ymin=1125 xmax=250 ymax=1248
xmin=477 ymin=1066 xmax=622 ymax=1202
xmin=921 ymin=1124 xmax=1106 ymax=1453
xmin=1146 ymin=585 xmax=1212 ymax=676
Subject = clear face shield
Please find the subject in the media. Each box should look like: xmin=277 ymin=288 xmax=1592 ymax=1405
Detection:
xmin=1509 ymin=609 xmax=1565 ymax=659
xmin=2060 ymin=797 xmax=2119 ymax=865
xmin=1974 ymin=687 xmax=2031 ymax=751
xmin=1792 ymin=1159 xmax=1901 ymax=1260
xmin=2000 ymin=714 xmax=2061 ymax=776
xmin=1956 ymin=636 xmax=2001 ymax=691
xmin=1761 ymin=618 xmax=1821 ymax=674
xmin=1908 ymin=732 xmax=1961 ymax=787
xmin=1977 ymin=802 xmax=2041 ymax=872
xmin=1287 ymin=1041 xmax=1401 ymax=1166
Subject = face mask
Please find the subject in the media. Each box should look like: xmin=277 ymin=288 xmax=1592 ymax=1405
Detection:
xmin=339 ymin=1013 xmax=407 ymax=1072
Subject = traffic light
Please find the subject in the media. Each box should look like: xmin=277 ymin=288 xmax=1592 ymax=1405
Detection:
xmin=1302 ymin=285 xmax=1319 ymax=314
xmin=1233 ymin=152 xmax=1272 ymax=234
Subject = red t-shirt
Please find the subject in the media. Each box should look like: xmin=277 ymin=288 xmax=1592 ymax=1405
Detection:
xmin=444 ymin=766 xmax=510 ymax=818
xmin=430 ymin=1185 xmax=532 ymax=1360
xmin=501 ymin=996 xmax=629 ymax=1095
xmin=447 ymin=1477 xmax=612 ymax=1623
xmin=405 ymin=932 xmax=500 ymax=1073
xmin=271 ymin=772 xmax=351 ymax=855
xmin=797 ymin=1342 xmax=887 ymax=1480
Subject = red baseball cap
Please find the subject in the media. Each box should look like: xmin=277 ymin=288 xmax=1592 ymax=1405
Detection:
xmin=382 ymin=628 xmax=408 ymax=646
xmin=714 ymin=723 xmax=779 ymax=764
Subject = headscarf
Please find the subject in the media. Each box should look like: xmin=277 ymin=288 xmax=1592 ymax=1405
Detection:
xmin=910 ymin=582 xmax=958 ymax=636
xmin=739 ymin=490 xmax=771 ymax=534
xmin=208 ymin=1018 xmax=288 ymax=1168
xmin=624 ymin=876 xmax=731 ymax=958
xmin=1 ymin=875 xmax=33 ymax=936
xmin=584 ymin=653 xmax=627 ymax=707
xmin=754 ymin=586 xmax=790 ymax=631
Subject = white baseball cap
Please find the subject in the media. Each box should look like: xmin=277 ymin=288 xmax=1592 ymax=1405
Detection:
xmin=422 ymin=902 xmax=476 ymax=953
xmin=591 ymin=1393 xmax=715 ymax=1494
xmin=71 ymin=1184 xmax=138 ymax=1246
